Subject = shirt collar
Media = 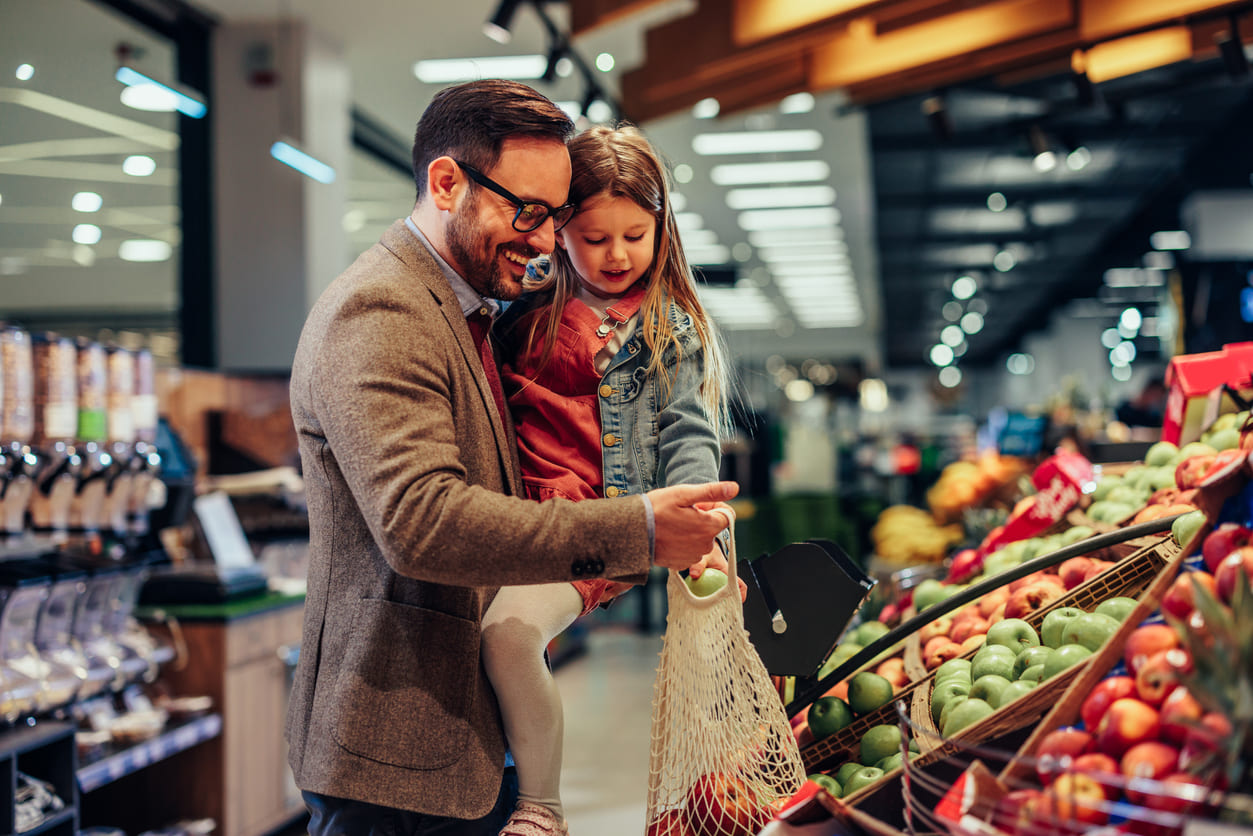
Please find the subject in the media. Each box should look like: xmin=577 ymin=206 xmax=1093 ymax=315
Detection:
xmin=404 ymin=216 xmax=500 ymax=318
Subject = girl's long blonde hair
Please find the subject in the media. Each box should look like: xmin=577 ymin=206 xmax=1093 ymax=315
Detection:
xmin=521 ymin=124 xmax=733 ymax=438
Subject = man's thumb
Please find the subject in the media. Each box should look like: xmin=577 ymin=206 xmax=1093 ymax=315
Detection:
xmin=681 ymin=481 xmax=738 ymax=505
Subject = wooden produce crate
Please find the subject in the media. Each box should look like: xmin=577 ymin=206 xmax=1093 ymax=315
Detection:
xmin=799 ymin=686 xmax=925 ymax=773
xmin=909 ymin=534 xmax=1177 ymax=753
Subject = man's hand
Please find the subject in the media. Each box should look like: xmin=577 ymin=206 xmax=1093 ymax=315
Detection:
xmin=648 ymin=481 xmax=739 ymax=572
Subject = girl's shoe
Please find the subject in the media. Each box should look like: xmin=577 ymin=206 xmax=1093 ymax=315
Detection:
xmin=497 ymin=801 xmax=568 ymax=836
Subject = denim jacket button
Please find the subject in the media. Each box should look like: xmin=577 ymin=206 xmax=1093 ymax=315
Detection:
xmin=605 ymin=486 xmax=619 ymax=497
xmin=602 ymin=434 xmax=618 ymax=447
xmin=598 ymin=384 xmax=613 ymax=398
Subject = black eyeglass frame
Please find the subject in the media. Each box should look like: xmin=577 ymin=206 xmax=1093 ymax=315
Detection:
xmin=453 ymin=159 xmax=576 ymax=233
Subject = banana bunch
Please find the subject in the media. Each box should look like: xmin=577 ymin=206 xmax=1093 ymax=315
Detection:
xmin=871 ymin=505 xmax=965 ymax=564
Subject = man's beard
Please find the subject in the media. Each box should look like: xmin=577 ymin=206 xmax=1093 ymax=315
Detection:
xmin=446 ymin=194 xmax=534 ymax=302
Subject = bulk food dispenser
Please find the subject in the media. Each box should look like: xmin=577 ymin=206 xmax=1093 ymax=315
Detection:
xmin=0 ymin=558 xmax=86 ymax=716
xmin=70 ymin=338 xmax=110 ymax=534
xmin=27 ymin=333 xmax=78 ymax=537
xmin=1 ymin=326 xmax=36 ymax=538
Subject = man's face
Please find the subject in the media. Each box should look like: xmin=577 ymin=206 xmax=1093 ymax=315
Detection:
xmin=445 ymin=136 xmax=572 ymax=301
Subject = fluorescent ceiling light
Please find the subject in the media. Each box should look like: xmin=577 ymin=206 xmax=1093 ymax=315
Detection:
xmin=779 ymin=92 xmax=814 ymax=114
xmin=692 ymin=98 xmax=720 ymax=119
xmin=123 ymin=155 xmax=156 ymax=176
xmin=1150 ymin=230 xmax=1191 ymax=250
xmin=697 ymin=286 xmax=777 ymax=329
xmin=725 ymin=185 xmax=836 ymax=210
xmin=115 ymin=66 xmax=206 ymax=119
xmin=674 ymin=212 xmax=704 ymax=231
xmin=413 ymin=55 xmax=546 ymax=83
xmin=685 ymin=244 xmax=730 ymax=265
xmin=692 ymin=129 xmax=823 ymax=156
xmin=118 ymin=239 xmax=172 ymax=262
xmin=737 ymin=207 xmax=840 ymax=231
xmin=16 ymin=64 xmax=34 ymax=81
xmin=680 ymin=229 xmax=718 ymax=247
xmin=72 ymin=192 xmax=102 ymax=212
xmin=711 ymin=160 xmax=829 ymax=186
xmin=271 ymin=139 xmax=336 ymax=184
xmin=757 ymin=243 xmax=848 ymax=262
xmin=72 ymin=224 xmax=101 ymax=244
xmin=769 ymin=262 xmax=852 ymax=279
xmin=748 ymin=227 xmax=842 ymax=247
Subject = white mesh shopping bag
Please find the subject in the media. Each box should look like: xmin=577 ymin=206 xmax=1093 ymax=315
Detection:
xmin=645 ymin=508 xmax=806 ymax=836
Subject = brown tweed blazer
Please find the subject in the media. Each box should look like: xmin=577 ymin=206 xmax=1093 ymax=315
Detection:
xmin=285 ymin=219 xmax=651 ymax=817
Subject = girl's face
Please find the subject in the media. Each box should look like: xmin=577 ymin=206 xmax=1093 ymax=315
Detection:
xmin=557 ymin=193 xmax=656 ymax=299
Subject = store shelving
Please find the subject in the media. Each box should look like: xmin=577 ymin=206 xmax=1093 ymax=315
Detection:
xmin=77 ymin=713 xmax=222 ymax=794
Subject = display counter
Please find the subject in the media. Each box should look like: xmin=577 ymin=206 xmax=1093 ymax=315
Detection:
xmin=83 ymin=593 xmax=305 ymax=836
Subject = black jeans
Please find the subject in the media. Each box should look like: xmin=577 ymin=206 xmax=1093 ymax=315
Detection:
xmin=303 ymin=768 xmax=518 ymax=836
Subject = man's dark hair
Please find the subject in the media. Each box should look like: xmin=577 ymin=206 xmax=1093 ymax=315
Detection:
xmin=412 ymin=80 xmax=574 ymax=200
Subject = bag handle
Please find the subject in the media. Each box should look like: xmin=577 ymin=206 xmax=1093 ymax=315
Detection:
xmin=669 ymin=505 xmax=737 ymax=609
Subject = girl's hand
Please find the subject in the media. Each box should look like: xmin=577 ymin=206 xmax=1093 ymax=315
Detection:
xmin=687 ymin=542 xmax=748 ymax=602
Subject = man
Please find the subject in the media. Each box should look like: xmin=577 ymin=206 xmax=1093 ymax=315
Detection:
xmin=286 ymin=79 xmax=736 ymax=835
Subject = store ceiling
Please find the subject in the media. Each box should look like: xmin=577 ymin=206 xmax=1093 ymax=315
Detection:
xmin=7 ymin=0 xmax=1253 ymax=377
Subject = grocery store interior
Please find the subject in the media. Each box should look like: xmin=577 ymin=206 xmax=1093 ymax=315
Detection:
xmin=2 ymin=0 xmax=1253 ymax=834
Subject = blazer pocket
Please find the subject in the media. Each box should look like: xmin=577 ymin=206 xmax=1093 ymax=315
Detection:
xmin=331 ymin=598 xmax=477 ymax=770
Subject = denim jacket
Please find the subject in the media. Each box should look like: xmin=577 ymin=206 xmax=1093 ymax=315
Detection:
xmin=498 ymin=291 xmax=721 ymax=500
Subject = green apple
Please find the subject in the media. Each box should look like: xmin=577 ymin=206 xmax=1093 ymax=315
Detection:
xmin=875 ymin=752 xmax=904 ymax=774
xmin=1060 ymin=612 xmax=1121 ymax=652
xmin=934 ymin=658 xmax=973 ymax=684
xmin=818 ymin=642 xmax=862 ymax=679
xmin=1013 ymin=645 xmax=1054 ymax=679
xmin=1091 ymin=475 xmax=1121 ymax=501
xmin=685 ymin=568 xmax=728 ymax=597
xmin=808 ymin=773 xmax=842 ymax=797
xmin=938 ymin=696 xmax=965 ymax=734
xmin=970 ymin=644 xmax=1016 ymax=681
xmin=852 ymin=620 xmax=891 ymax=646
xmin=1145 ymin=466 xmax=1177 ymax=491
xmin=859 ymin=724 xmax=902 ymax=766
xmin=969 ymin=674 xmax=1013 ymax=708
xmin=930 ymin=679 xmax=971 ymax=725
xmin=835 ymin=761 xmax=865 ymax=785
xmin=943 ymin=698 xmax=995 ymax=736
xmin=984 ymin=618 xmax=1040 ymax=654
xmin=807 ymin=696 xmax=854 ymax=740
xmin=1094 ymin=596 xmax=1139 ymax=623
xmin=1059 ymin=525 xmax=1095 ymax=546
xmin=847 ymin=671 xmax=895 ymax=716
xmin=1018 ymin=663 xmax=1047 ymax=684
xmin=1041 ymin=606 xmax=1085 ymax=648
xmin=1042 ymin=643 xmax=1093 ymax=678
xmin=998 ymin=679 xmax=1037 ymax=706
xmin=913 ymin=578 xmax=947 ymax=612
xmin=1171 ymin=441 xmax=1218 ymax=467
xmin=1206 ymin=427 xmax=1240 ymax=451
xmin=841 ymin=766 xmax=885 ymax=796
xmin=1144 ymin=441 xmax=1179 ymax=468
xmin=1171 ymin=510 xmax=1207 ymax=550
xmin=981 ymin=550 xmax=1022 ymax=577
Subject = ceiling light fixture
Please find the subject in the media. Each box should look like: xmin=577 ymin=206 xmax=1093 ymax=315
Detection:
xmin=779 ymin=92 xmax=814 ymax=114
xmin=692 ymin=98 xmax=720 ymax=119
xmin=692 ymin=129 xmax=823 ymax=156
xmin=114 ymin=64 xmax=206 ymax=119
xmin=1029 ymin=125 xmax=1056 ymax=172
xmin=483 ymin=0 xmax=522 ymax=44
xmin=271 ymin=139 xmax=336 ymax=184
xmin=1150 ymin=230 xmax=1191 ymax=250
xmin=541 ymin=40 xmax=568 ymax=84
xmin=414 ymin=55 xmax=548 ymax=83
xmin=724 ymin=185 xmax=836 ymax=210
xmin=710 ymin=160 xmax=829 ymax=185
xmin=951 ymin=274 xmax=977 ymax=299
xmin=938 ymin=366 xmax=962 ymax=388
xmin=122 ymin=155 xmax=156 ymax=177
xmin=16 ymin=64 xmax=34 ymax=81
xmin=987 ymin=192 xmax=1008 ymax=212
xmin=736 ymin=207 xmax=840 ymax=231
xmin=72 ymin=192 xmax=102 ymax=213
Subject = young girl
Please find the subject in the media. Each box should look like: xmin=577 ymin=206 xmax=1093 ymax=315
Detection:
xmin=481 ymin=124 xmax=735 ymax=836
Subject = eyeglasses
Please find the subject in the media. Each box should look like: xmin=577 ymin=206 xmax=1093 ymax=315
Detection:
xmin=454 ymin=159 xmax=576 ymax=233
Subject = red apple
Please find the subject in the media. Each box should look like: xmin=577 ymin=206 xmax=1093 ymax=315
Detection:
xmin=1201 ymin=522 xmax=1253 ymax=572
xmin=978 ymin=586 xmax=1011 ymax=618
xmin=948 ymin=548 xmax=983 ymax=584
xmin=1034 ymin=726 xmax=1094 ymax=784
xmin=1004 ymin=579 xmax=1066 ymax=620
xmin=1079 ymin=560 xmax=1115 ymax=584
xmin=919 ymin=616 xmax=954 ymax=643
xmin=648 ymin=809 xmax=694 ymax=836
xmin=1159 ymin=686 xmax=1203 ymax=746
xmin=923 ymin=638 xmax=964 ymax=670
xmin=1134 ymin=649 xmax=1190 ymax=706
xmin=1175 ymin=454 xmax=1217 ymax=490
xmin=1080 ymin=675 xmax=1137 ymax=732
xmin=990 ymin=788 xmax=1041 ymax=835
xmin=1161 ymin=570 xmax=1217 ymax=620
xmin=950 ymin=615 xmax=990 ymax=645
xmin=958 ymin=634 xmax=986 ymax=654
xmin=875 ymin=657 xmax=910 ymax=690
xmin=1008 ymin=570 xmax=1051 ymax=593
xmin=1123 ymin=624 xmax=1181 ymax=676
xmin=1121 ymin=741 xmax=1180 ymax=804
xmin=1214 ymin=545 xmax=1253 ymax=604
xmin=1180 ymin=711 xmax=1233 ymax=774
xmin=1042 ymin=771 xmax=1109 ymax=826
xmin=686 ymin=772 xmax=767 ymax=836
xmin=1095 ymin=698 xmax=1160 ymax=758
xmin=1058 ymin=557 xmax=1094 ymax=591
xmin=1140 ymin=771 xmax=1210 ymax=816
xmin=1070 ymin=752 xmax=1122 ymax=800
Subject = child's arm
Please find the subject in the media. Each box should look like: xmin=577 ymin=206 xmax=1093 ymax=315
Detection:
xmin=655 ymin=342 xmax=721 ymax=487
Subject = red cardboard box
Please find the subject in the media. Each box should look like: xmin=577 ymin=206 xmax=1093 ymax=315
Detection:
xmin=1162 ymin=341 xmax=1253 ymax=444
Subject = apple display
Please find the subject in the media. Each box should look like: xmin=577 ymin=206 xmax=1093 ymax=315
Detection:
xmin=1079 ymin=675 xmax=1136 ymax=731
xmin=1095 ymin=698 xmax=1161 ymax=758
xmin=1040 ymin=607 xmax=1085 ymax=649
xmin=985 ymin=618 xmax=1040 ymax=654
xmin=685 ymin=772 xmax=767 ymax=836
xmin=1059 ymin=612 xmax=1121 ymax=653
xmin=1161 ymin=570 xmax=1217 ymax=620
